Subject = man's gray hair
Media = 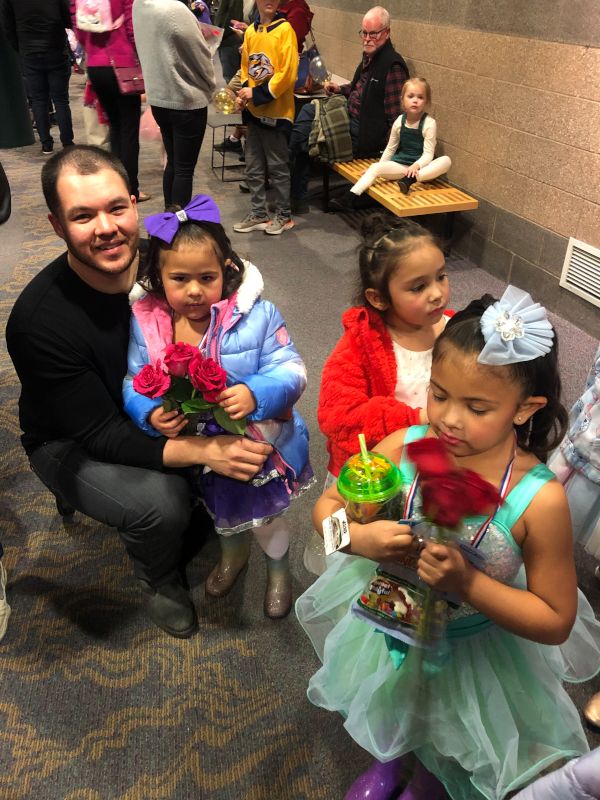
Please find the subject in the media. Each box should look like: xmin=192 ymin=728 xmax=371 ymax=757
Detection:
xmin=368 ymin=6 xmax=391 ymax=28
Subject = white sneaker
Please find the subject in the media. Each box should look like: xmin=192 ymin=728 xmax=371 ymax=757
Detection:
xmin=264 ymin=215 xmax=294 ymax=235
xmin=233 ymin=213 xmax=270 ymax=233
xmin=0 ymin=561 xmax=11 ymax=641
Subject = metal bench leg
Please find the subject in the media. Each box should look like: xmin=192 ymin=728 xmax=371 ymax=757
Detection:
xmin=322 ymin=164 xmax=330 ymax=212
xmin=444 ymin=212 xmax=455 ymax=255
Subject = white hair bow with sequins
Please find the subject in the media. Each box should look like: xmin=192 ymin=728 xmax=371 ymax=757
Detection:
xmin=478 ymin=285 xmax=554 ymax=366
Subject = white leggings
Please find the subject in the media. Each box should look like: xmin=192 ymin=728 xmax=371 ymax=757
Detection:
xmin=350 ymin=155 xmax=452 ymax=195
xmin=252 ymin=516 xmax=290 ymax=560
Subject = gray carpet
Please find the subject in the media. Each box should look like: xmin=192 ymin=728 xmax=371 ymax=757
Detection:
xmin=0 ymin=74 xmax=598 ymax=800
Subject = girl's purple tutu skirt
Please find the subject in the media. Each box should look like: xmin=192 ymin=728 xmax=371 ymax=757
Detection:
xmin=193 ymin=417 xmax=313 ymax=535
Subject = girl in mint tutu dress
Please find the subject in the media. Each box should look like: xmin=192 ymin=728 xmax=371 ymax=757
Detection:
xmin=296 ymin=286 xmax=600 ymax=800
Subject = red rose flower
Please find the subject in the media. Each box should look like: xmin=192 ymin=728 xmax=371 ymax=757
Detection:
xmin=188 ymin=354 xmax=227 ymax=402
xmin=163 ymin=341 xmax=197 ymax=378
xmin=421 ymin=473 xmax=467 ymax=528
xmin=132 ymin=360 xmax=171 ymax=399
xmin=461 ymin=469 xmax=501 ymax=515
xmin=407 ymin=438 xmax=455 ymax=478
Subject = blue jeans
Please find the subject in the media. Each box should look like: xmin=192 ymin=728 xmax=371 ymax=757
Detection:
xmin=29 ymin=440 xmax=192 ymax=587
xmin=21 ymin=51 xmax=74 ymax=149
xmin=151 ymin=106 xmax=208 ymax=207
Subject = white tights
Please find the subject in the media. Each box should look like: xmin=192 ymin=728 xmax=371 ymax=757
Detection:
xmin=350 ymin=155 xmax=452 ymax=196
xmin=252 ymin=516 xmax=290 ymax=560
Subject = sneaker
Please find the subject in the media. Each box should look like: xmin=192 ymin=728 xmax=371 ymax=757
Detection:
xmin=0 ymin=561 xmax=11 ymax=641
xmin=41 ymin=144 xmax=54 ymax=155
xmin=214 ymin=136 xmax=243 ymax=153
xmin=233 ymin=213 xmax=270 ymax=233
xmin=265 ymin=215 xmax=294 ymax=235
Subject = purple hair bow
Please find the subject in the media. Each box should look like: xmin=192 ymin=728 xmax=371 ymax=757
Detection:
xmin=143 ymin=194 xmax=221 ymax=243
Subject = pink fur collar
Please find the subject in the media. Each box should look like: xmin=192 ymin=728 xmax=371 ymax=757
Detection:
xmin=132 ymin=294 xmax=173 ymax=364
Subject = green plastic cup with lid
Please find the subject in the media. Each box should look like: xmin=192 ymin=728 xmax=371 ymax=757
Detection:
xmin=337 ymin=434 xmax=405 ymax=523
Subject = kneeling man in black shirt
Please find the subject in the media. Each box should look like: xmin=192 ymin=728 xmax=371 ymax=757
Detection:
xmin=6 ymin=145 xmax=271 ymax=638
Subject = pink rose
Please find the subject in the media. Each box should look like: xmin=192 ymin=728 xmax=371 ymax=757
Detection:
xmin=188 ymin=354 xmax=227 ymax=402
xmin=132 ymin=360 xmax=171 ymax=399
xmin=163 ymin=341 xmax=197 ymax=378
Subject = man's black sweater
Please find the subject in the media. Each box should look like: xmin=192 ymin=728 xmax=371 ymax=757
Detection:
xmin=6 ymin=253 xmax=165 ymax=468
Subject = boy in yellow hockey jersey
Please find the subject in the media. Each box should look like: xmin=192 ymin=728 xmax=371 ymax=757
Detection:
xmin=233 ymin=0 xmax=298 ymax=235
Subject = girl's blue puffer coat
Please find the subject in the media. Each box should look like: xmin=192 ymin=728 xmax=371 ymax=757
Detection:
xmin=123 ymin=261 xmax=310 ymax=477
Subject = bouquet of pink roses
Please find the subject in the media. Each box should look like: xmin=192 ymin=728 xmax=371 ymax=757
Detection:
xmin=132 ymin=342 xmax=246 ymax=435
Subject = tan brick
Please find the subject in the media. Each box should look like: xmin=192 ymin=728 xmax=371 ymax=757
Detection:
xmin=434 ymin=105 xmax=471 ymax=149
xmin=520 ymin=179 xmax=583 ymax=238
xmin=522 ymin=40 xmax=598 ymax=101
xmin=466 ymin=117 xmax=510 ymax=165
xmin=479 ymin=163 xmax=526 ymax=217
xmin=314 ymin=32 xmax=344 ymax=75
xmin=575 ymin=200 xmax=600 ymax=250
xmin=475 ymin=34 xmax=536 ymax=86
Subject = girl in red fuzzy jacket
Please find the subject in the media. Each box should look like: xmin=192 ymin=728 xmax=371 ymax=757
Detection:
xmin=304 ymin=215 xmax=453 ymax=573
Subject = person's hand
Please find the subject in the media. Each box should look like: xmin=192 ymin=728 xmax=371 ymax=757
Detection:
xmin=237 ymin=87 xmax=253 ymax=102
xmin=235 ymin=87 xmax=252 ymax=111
xmin=218 ymin=383 xmax=256 ymax=419
xmin=230 ymin=19 xmax=248 ymax=33
xmin=417 ymin=541 xmax=473 ymax=594
xmin=204 ymin=435 xmax=272 ymax=480
xmin=349 ymin=520 xmax=415 ymax=562
xmin=325 ymin=81 xmax=340 ymax=95
xmin=405 ymin=163 xmax=421 ymax=178
xmin=149 ymin=406 xmax=187 ymax=438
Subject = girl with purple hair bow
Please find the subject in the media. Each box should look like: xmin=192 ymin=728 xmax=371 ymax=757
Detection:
xmin=123 ymin=194 xmax=313 ymax=619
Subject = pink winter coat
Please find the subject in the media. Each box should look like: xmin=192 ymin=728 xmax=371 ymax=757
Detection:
xmin=72 ymin=0 xmax=138 ymax=67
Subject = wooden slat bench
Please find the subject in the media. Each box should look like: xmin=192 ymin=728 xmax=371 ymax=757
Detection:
xmin=322 ymin=158 xmax=478 ymax=243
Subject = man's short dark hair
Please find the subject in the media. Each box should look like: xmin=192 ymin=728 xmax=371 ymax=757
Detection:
xmin=41 ymin=145 xmax=131 ymax=217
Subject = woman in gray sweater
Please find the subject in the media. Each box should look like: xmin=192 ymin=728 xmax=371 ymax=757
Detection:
xmin=133 ymin=0 xmax=216 ymax=207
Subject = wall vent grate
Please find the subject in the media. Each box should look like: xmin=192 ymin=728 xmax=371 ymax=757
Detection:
xmin=559 ymin=238 xmax=600 ymax=309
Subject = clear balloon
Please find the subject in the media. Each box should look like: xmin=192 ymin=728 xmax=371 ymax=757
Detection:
xmin=213 ymin=87 xmax=237 ymax=115
xmin=308 ymin=55 xmax=332 ymax=84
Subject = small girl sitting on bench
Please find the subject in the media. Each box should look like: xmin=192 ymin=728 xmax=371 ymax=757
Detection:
xmin=351 ymin=77 xmax=451 ymax=196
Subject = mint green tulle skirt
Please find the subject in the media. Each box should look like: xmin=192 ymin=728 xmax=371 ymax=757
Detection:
xmin=295 ymin=553 xmax=600 ymax=800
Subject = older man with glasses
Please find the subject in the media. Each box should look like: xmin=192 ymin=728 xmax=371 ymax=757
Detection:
xmin=290 ymin=5 xmax=408 ymax=213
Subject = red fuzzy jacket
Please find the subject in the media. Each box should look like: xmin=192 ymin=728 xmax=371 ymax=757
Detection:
xmin=318 ymin=305 xmax=453 ymax=476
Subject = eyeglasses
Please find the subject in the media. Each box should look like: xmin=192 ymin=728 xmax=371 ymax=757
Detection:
xmin=358 ymin=27 xmax=389 ymax=40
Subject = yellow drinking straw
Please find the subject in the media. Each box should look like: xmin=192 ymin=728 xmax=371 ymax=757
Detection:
xmin=358 ymin=433 xmax=372 ymax=480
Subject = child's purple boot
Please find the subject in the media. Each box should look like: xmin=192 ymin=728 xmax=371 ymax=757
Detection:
xmin=344 ymin=757 xmax=404 ymax=800
xmin=395 ymin=760 xmax=446 ymax=800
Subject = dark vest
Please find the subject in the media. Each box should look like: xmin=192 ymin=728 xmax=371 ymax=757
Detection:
xmin=350 ymin=39 xmax=409 ymax=158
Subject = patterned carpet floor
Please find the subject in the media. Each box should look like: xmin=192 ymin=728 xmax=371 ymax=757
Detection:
xmin=0 ymin=74 xmax=598 ymax=800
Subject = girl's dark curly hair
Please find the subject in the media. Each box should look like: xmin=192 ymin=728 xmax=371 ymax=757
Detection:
xmin=140 ymin=212 xmax=245 ymax=299
xmin=432 ymin=295 xmax=568 ymax=462
xmin=353 ymin=213 xmax=444 ymax=307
